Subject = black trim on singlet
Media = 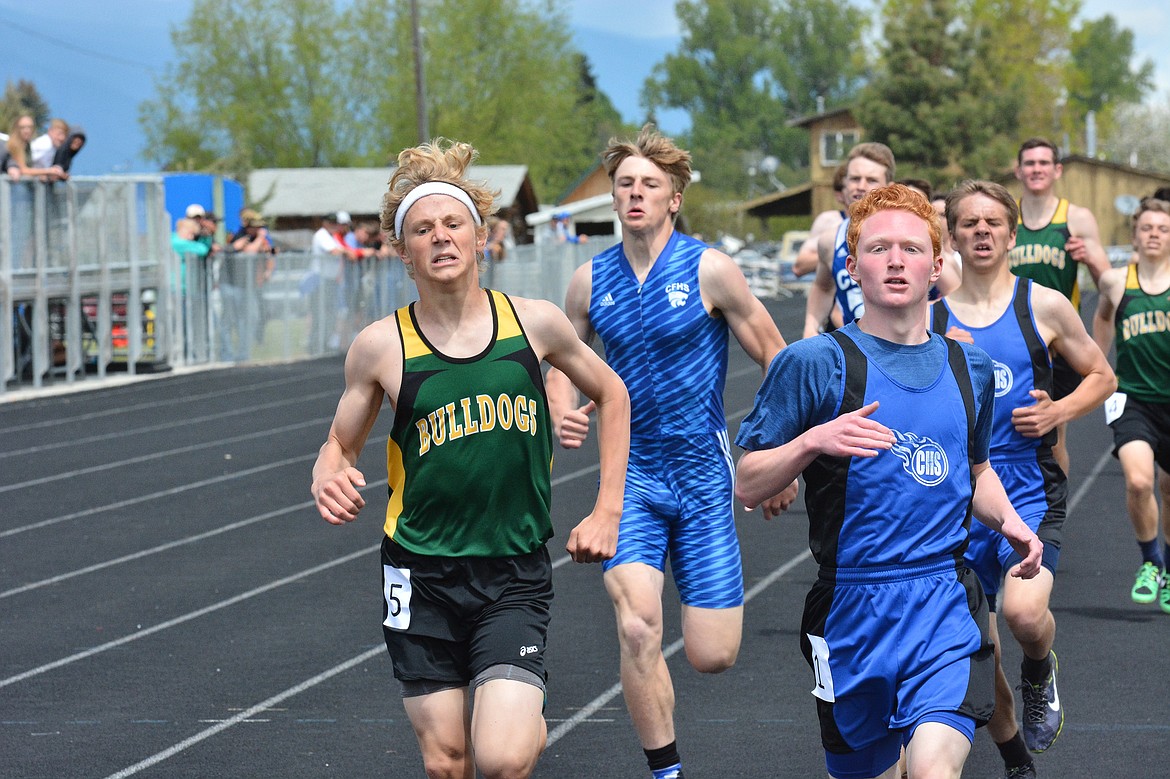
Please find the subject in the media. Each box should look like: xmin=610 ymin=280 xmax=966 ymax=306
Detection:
xmin=944 ymin=335 xmax=977 ymax=564
xmin=930 ymin=301 xmax=950 ymax=335
xmin=1013 ymin=279 xmax=1057 ymax=450
xmin=801 ymin=331 xmax=869 ymax=574
xmin=933 ymin=279 xmax=1054 ymax=451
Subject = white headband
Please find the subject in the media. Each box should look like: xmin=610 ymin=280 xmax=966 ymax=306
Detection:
xmin=394 ymin=181 xmax=483 ymax=237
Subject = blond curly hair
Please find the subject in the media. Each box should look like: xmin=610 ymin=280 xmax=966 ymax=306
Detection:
xmin=380 ymin=139 xmax=499 ymax=262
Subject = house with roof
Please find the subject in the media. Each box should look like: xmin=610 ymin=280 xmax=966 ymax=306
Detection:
xmin=246 ymin=165 xmax=539 ymax=248
xmin=740 ymin=106 xmax=862 ymax=221
xmin=740 ymin=106 xmax=1170 ymax=248
xmin=526 ymin=162 xmax=618 ymax=244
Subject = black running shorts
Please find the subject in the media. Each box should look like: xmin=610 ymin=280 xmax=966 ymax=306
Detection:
xmin=1110 ymin=396 xmax=1170 ymax=471
xmin=379 ymin=537 xmax=552 ymax=689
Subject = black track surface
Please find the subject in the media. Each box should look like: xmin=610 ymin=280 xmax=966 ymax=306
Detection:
xmin=2 ymin=295 xmax=1166 ymax=778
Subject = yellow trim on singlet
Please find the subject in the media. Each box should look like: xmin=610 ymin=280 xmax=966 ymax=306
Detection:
xmin=1015 ymin=197 xmax=1070 ymax=227
xmin=385 ymin=436 xmax=405 ymax=539
xmin=395 ymin=306 xmax=430 ymax=360
xmin=491 ymin=289 xmax=524 ymax=340
xmin=394 ymin=289 xmax=519 ymax=360
xmin=1126 ymin=263 xmax=1141 ymax=291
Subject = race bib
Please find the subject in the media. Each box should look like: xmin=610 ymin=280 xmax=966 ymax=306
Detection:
xmin=806 ymin=634 xmax=836 ymax=702
xmin=1104 ymin=392 xmax=1127 ymax=426
xmin=382 ymin=565 xmax=412 ymax=630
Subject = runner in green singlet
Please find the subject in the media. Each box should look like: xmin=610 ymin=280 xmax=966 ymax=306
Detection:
xmin=1093 ymin=197 xmax=1170 ymax=615
xmin=311 ymin=138 xmax=631 ymax=779
xmin=1010 ymin=137 xmax=1112 ymax=476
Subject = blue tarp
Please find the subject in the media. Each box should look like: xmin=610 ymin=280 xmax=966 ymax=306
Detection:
xmin=163 ymin=173 xmax=245 ymax=234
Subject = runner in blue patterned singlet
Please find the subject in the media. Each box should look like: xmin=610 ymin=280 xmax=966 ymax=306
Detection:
xmin=546 ymin=125 xmax=789 ymax=779
xmin=737 ymin=184 xmax=1043 ymax=779
xmin=934 ymin=178 xmax=1115 ymax=777
xmin=312 ymin=139 xmax=631 ymax=779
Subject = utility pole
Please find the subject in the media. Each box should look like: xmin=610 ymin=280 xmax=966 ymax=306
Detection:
xmin=410 ymin=0 xmax=428 ymax=143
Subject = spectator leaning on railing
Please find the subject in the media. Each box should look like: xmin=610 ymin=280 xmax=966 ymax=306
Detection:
xmin=228 ymin=208 xmax=278 ymax=347
xmin=30 ymin=119 xmax=69 ymax=172
xmin=3 ymin=115 xmax=67 ymax=182
xmin=52 ymin=126 xmax=86 ymax=175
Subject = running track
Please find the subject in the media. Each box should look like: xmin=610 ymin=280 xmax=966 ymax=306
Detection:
xmin=2 ymin=296 xmax=1166 ymax=778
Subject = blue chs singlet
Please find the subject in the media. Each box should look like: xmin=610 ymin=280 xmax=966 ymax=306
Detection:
xmin=803 ymin=330 xmax=976 ymax=570
xmin=832 ymin=219 xmax=865 ymax=325
xmin=589 ymin=231 xmax=729 ymax=439
xmin=932 ymin=277 xmax=1056 ymax=461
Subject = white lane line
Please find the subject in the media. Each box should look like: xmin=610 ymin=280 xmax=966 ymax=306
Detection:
xmin=0 ymin=547 xmax=375 ymax=690
xmin=100 ymin=646 xmax=385 ymax=779
xmin=4 ymin=439 xmax=608 ymax=591
xmin=2 ymin=497 xmax=318 ymax=598
xmin=0 ymin=368 xmax=339 ymax=435
xmin=0 ymin=417 xmax=331 ymax=495
xmin=546 ymin=547 xmax=813 ymax=746
xmin=0 ymin=452 xmax=317 ymax=540
xmin=1068 ymin=447 xmax=1113 ymax=513
xmin=0 ymin=391 xmax=339 ymax=460
xmin=3 ymin=449 xmax=617 ymax=681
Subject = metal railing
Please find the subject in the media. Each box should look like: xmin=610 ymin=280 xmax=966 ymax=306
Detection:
xmin=4 ymin=174 xmax=829 ymax=400
xmin=2 ymin=176 xmax=172 ymax=392
xmin=2 ymin=176 xmax=598 ymax=397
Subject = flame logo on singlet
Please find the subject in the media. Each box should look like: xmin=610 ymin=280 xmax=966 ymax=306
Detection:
xmin=889 ymin=430 xmax=948 ymax=487
xmin=992 ymin=360 xmax=1013 ymax=398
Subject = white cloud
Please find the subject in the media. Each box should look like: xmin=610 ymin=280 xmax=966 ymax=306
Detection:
xmin=566 ymin=0 xmax=680 ymax=39
xmin=1076 ymin=0 xmax=1170 ymax=97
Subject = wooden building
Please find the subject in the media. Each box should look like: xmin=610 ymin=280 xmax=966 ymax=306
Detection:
xmin=246 ymin=165 xmax=539 ymax=247
xmin=741 ymin=106 xmax=863 ymax=220
xmin=741 ymin=106 xmax=1170 ymax=249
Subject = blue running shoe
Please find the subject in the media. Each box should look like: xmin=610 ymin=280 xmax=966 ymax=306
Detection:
xmin=1019 ymin=650 xmax=1063 ymax=753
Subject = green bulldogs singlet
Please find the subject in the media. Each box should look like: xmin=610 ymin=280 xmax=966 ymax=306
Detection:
xmin=1009 ymin=198 xmax=1081 ymax=308
xmin=385 ymin=289 xmax=554 ymax=557
xmin=1114 ymin=264 xmax=1170 ymax=403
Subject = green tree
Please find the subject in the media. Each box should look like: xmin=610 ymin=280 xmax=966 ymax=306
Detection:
xmin=141 ymin=0 xmax=612 ymax=199
xmin=394 ymin=0 xmax=623 ymax=198
xmin=1064 ymin=14 xmax=1155 ymax=142
xmin=569 ymin=53 xmax=635 ymax=181
xmin=770 ymin=0 xmax=868 ymax=116
xmin=1099 ymin=96 xmax=1170 ymax=174
xmin=643 ymin=0 xmax=867 ymax=193
xmin=963 ymin=0 xmax=1077 ymax=140
xmin=1 ymin=79 xmax=51 ymax=134
xmin=857 ymin=0 xmax=971 ymax=180
xmin=858 ymin=0 xmax=1082 ymax=182
xmin=140 ymin=0 xmax=357 ymax=174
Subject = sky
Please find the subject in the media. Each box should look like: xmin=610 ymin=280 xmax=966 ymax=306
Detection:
xmin=1 ymin=0 xmax=1166 ymax=178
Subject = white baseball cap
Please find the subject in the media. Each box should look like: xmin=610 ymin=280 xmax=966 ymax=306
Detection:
xmin=186 ymin=204 xmax=206 ymax=218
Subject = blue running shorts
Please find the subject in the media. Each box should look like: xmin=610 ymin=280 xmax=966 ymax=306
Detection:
xmin=602 ymin=431 xmax=744 ymax=608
